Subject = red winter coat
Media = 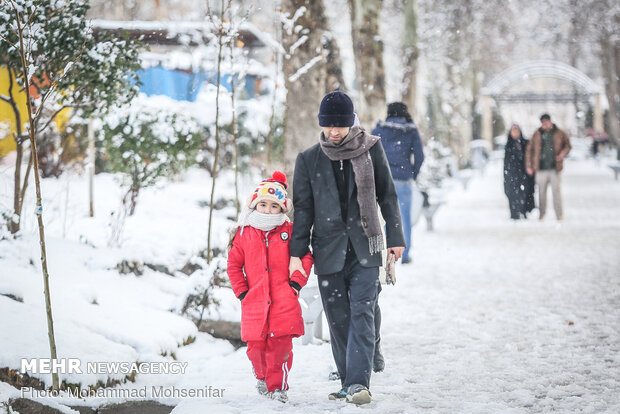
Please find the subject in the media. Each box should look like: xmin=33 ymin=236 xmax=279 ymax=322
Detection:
xmin=227 ymin=221 xmax=314 ymax=342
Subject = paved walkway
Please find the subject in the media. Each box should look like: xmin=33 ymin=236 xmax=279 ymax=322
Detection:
xmin=170 ymin=158 xmax=620 ymax=413
xmin=375 ymin=158 xmax=620 ymax=412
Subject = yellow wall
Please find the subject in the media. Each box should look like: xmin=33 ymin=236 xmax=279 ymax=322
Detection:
xmin=0 ymin=66 xmax=72 ymax=156
xmin=0 ymin=66 xmax=27 ymax=156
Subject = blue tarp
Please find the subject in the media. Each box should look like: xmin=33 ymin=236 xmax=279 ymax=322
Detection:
xmin=137 ymin=67 xmax=257 ymax=102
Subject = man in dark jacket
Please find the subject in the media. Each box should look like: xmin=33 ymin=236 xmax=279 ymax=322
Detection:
xmin=372 ymin=102 xmax=424 ymax=263
xmin=289 ymin=91 xmax=405 ymax=405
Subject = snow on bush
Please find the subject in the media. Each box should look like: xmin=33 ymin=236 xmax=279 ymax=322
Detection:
xmin=97 ymin=94 xmax=203 ymax=245
xmin=98 ymin=94 xmax=203 ymax=212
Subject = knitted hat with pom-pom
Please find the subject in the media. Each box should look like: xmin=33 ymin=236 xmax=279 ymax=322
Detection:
xmin=247 ymin=171 xmax=290 ymax=213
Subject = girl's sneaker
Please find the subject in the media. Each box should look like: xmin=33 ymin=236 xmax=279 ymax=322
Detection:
xmin=269 ymin=389 xmax=288 ymax=403
xmin=328 ymin=388 xmax=347 ymax=400
xmin=256 ymin=379 xmax=268 ymax=396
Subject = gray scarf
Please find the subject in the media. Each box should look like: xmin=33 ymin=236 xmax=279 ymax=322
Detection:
xmin=319 ymin=126 xmax=384 ymax=254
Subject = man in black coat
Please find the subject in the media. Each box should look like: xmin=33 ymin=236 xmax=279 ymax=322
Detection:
xmin=289 ymin=91 xmax=405 ymax=405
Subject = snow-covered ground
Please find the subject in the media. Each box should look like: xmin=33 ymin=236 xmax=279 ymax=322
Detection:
xmin=1 ymin=156 xmax=619 ymax=413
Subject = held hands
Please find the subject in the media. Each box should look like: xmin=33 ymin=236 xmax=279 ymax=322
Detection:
xmin=289 ymin=256 xmax=307 ymax=278
xmin=388 ymin=246 xmax=405 ymax=262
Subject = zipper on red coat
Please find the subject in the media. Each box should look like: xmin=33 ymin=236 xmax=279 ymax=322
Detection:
xmin=263 ymin=230 xmax=272 ymax=336
xmin=264 ymin=231 xmax=269 ymax=267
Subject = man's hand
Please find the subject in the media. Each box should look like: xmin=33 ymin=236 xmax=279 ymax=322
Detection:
xmin=388 ymin=246 xmax=405 ymax=262
xmin=289 ymin=256 xmax=307 ymax=278
xmin=526 ymin=167 xmax=534 ymax=176
xmin=555 ymin=154 xmax=564 ymax=162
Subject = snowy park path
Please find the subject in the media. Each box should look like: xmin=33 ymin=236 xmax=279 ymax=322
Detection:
xmin=369 ymin=159 xmax=620 ymax=413
xmin=173 ymin=158 xmax=620 ymax=414
xmin=2 ymin=158 xmax=618 ymax=413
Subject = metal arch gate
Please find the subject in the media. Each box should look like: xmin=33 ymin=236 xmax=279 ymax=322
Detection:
xmin=479 ymin=60 xmax=605 ymax=145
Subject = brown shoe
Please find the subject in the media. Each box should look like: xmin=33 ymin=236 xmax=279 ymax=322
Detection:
xmin=539 ymin=214 xmax=545 ymax=220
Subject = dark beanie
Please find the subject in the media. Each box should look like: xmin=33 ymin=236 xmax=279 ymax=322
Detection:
xmin=318 ymin=91 xmax=355 ymax=127
xmin=540 ymin=113 xmax=551 ymax=121
xmin=387 ymin=102 xmax=413 ymax=123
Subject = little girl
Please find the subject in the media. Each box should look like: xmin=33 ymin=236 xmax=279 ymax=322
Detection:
xmin=227 ymin=171 xmax=314 ymax=403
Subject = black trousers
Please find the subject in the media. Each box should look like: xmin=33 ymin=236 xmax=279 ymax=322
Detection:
xmin=375 ymin=286 xmax=382 ymax=350
xmin=318 ymin=251 xmax=379 ymax=389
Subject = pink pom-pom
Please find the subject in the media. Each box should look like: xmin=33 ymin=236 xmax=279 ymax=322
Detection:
xmin=271 ymin=171 xmax=287 ymax=184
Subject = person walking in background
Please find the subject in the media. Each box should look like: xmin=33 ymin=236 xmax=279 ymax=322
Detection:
xmin=504 ymin=124 xmax=535 ymax=220
xmin=367 ymin=102 xmax=423 ymax=376
xmin=227 ymin=172 xmax=314 ymax=403
xmin=289 ymin=91 xmax=405 ymax=405
xmin=526 ymin=113 xmax=572 ymax=221
xmin=371 ymin=102 xmax=424 ymax=264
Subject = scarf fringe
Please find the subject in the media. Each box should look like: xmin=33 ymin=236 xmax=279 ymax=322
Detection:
xmin=368 ymin=235 xmax=385 ymax=255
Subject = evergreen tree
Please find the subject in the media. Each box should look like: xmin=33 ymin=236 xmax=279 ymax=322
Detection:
xmin=0 ymin=0 xmax=141 ymax=234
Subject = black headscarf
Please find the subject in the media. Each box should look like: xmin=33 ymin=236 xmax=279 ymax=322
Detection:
xmin=505 ymin=123 xmax=525 ymax=150
xmin=387 ymin=102 xmax=413 ymax=123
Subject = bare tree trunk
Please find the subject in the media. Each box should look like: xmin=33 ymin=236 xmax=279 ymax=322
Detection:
xmin=471 ymin=64 xmax=479 ymax=140
xmin=401 ymin=0 xmax=419 ymax=116
xmin=266 ymin=7 xmax=283 ymax=172
xmin=229 ymin=41 xmax=240 ymax=219
xmin=615 ymin=43 xmax=620 ymax=99
xmin=206 ymin=0 xmax=227 ymax=263
xmin=444 ymin=4 xmax=472 ymax=161
xmin=349 ymin=0 xmax=385 ymax=129
xmin=18 ymin=152 xmax=33 ymax=217
xmin=324 ymin=32 xmax=346 ymax=92
xmin=601 ymin=36 xmax=620 ymax=149
xmin=266 ymin=92 xmax=275 ymax=172
xmin=464 ymin=4 xmax=477 ymax=147
xmin=4 ymin=63 xmax=36 ymax=235
xmin=613 ymin=38 xmax=620 ymax=151
xmin=568 ymin=0 xmax=586 ymax=136
xmin=123 ymin=185 xmax=140 ymax=216
xmin=13 ymin=4 xmax=60 ymax=391
xmin=12 ymin=137 xmax=23 ymax=233
xmin=281 ymin=0 xmax=328 ymax=176
xmin=88 ymin=117 xmax=95 ymax=217
xmin=6 ymin=68 xmax=24 ymax=234
xmin=266 ymin=80 xmax=276 ymax=172
xmin=614 ymin=9 xmax=620 ymax=103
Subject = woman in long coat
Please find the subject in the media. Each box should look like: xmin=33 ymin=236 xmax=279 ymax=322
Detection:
xmin=504 ymin=124 xmax=535 ymax=219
